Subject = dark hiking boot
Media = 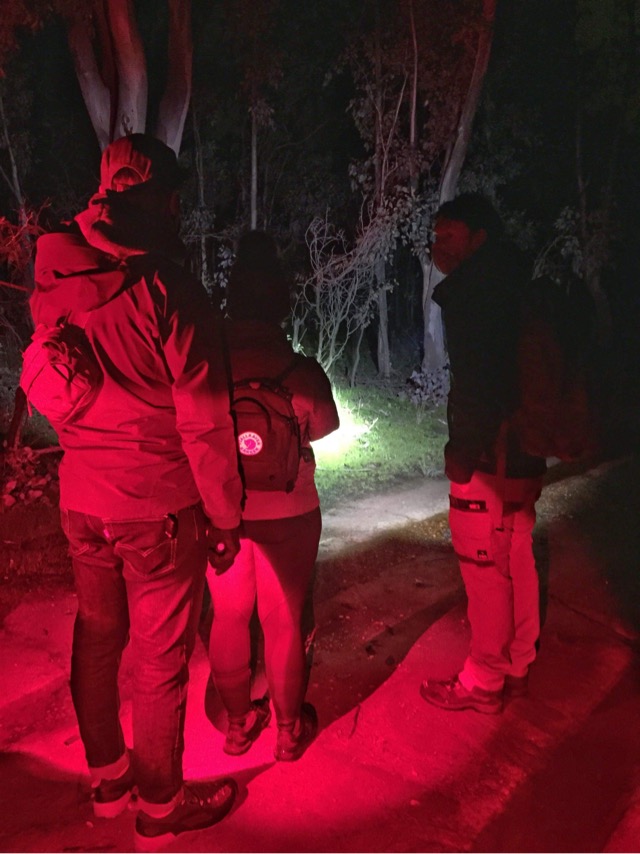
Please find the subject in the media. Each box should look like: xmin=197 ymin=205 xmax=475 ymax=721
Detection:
xmin=224 ymin=697 xmax=272 ymax=756
xmin=134 ymin=779 xmax=237 ymax=853
xmin=503 ymin=672 xmax=529 ymax=698
xmin=420 ymin=675 xmax=503 ymax=714
xmin=93 ymin=764 xmax=136 ymax=818
xmin=275 ymin=702 xmax=318 ymax=762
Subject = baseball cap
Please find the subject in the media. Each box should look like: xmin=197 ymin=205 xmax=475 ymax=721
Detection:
xmin=99 ymin=134 xmax=186 ymax=194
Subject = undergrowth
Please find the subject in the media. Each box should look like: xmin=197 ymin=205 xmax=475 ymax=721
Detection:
xmin=313 ymin=383 xmax=447 ymax=512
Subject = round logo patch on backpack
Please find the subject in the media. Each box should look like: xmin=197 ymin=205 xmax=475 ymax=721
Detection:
xmin=238 ymin=431 xmax=263 ymax=456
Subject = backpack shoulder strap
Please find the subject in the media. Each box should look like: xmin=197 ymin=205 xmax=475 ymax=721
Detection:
xmin=274 ymin=353 xmax=303 ymax=386
xmin=232 ymin=353 xmax=303 ymax=392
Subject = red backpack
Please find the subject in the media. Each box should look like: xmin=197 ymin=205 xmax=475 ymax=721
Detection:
xmin=20 ymin=319 xmax=102 ymax=426
xmin=232 ymin=357 xmax=303 ymax=492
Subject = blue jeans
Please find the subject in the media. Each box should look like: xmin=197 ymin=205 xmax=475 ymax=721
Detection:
xmin=61 ymin=503 xmax=208 ymax=804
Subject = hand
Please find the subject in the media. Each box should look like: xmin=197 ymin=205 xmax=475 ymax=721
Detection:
xmin=444 ymin=456 xmax=474 ymax=484
xmin=207 ymin=525 xmax=241 ymax=574
xmin=444 ymin=439 xmax=478 ymax=484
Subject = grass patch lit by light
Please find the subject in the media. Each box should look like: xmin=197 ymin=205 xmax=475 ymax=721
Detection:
xmin=313 ymin=384 xmax=448 ymax=513
xmin=312 ymin=393 xmax=373 ymax=459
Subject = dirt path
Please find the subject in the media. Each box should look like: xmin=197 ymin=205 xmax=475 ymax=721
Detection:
xmin=1 ymin=459 xmax=640 ymax=852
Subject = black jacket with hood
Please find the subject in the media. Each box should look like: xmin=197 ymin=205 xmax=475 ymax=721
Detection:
xmin=433 ymin=238 xmax=546 ymax=483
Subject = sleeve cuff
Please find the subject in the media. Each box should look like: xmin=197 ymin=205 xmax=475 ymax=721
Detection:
xmin=205 ymin=511 xmax=242 ymax=530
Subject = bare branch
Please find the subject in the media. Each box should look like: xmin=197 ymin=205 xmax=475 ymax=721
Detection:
xmin=296 ymin=213 xmax=392 ymax=376
xmin=0 ymin=159 xmax=19 ymax=202
xmin=0 ymin=92 xmax=24 ymax=202
xmin=0 ymin=279 xmax=30 ymax=292
xmin=381 ymin=74 xmax=408 ymax=194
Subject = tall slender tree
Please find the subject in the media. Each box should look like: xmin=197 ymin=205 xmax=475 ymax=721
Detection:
xmin=223 ymin=0 xmax=281 ymax=229
xmin=343 ymin=0 xmax=494 ymax=376
xmin=419 ymin=0 xmax=496 ymax=373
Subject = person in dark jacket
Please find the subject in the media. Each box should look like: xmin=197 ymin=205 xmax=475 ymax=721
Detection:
xmin=206 ymin=231 xmax=339 ymax=761
xmin=30 ymin=134 xmax=244 ymax=851
xmin=419 ymin=194 xmax=546 ymax=714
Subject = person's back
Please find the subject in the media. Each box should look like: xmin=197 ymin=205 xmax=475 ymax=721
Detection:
xmin=30 ymin=134 xmax=243 ymax=852
xmin=227 ymin=317 xmax=337 ymax=521
xmin=207 ymin=231 xmax=339 ymax=762
xmin=32 ymin=169 xmax=239 ymax=526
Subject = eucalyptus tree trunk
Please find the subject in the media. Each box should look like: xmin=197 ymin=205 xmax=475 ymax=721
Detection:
xmin=191 ymin=108 xmax=212 ymax=290
xmin=576 ymin=113 xmax=613 ymax=346
xmin=67 ymin=14 xmax=113 ymax=150
xmin=155 ymin=0 xmax=193 ymax=154
xmin=421 ymin=0 xmax=496 ymax=372
xmin=250 ymin=108 xmax=258 ymax=229
xmin=420 ymin=256 xmax=446 ymax=372
xmin=108 ymin=0 xmax=148 ymax=139
xmin=408 ymin=0 xmax=419 ymax=185
xmin=376 ymin=261 xmax=391 ymax=379
xmin=66 ymin=0 xmax=192 ymax=153
xmin=373 ymin=4 xmax=391 ymax=378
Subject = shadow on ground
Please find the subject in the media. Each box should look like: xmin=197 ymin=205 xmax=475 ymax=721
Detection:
xmin=2 ymin=454 xmax=640 ymax=852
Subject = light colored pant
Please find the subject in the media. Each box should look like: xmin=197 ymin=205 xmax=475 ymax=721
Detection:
xmin=448 ymin=471 xmax=543 ymax=692
xmin=207 ymin=508 xmax=321 ymax=726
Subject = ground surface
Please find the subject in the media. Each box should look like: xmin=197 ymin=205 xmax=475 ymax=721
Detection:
xmin=1 ymin=456 xmax=640 ymax=852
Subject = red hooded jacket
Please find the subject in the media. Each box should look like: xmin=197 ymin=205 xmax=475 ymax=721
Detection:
xmin=31 ymin=192 xmax=243 ymax=528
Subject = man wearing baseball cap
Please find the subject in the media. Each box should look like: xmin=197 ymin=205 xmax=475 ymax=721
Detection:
xmin=31 ymin=134 xmax=244 ymax=851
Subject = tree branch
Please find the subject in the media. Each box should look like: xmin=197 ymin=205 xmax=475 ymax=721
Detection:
xmin=0 ymin=279 xmax=30 ymax=292
xmin=0 ymin=92 xmax=24 ymax=203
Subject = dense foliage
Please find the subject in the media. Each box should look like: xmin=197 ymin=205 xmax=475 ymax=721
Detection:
xmin=0 ymin=0 xmax=638 ymax=383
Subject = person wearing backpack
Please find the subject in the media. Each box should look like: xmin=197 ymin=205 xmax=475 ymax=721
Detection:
xmin=28 ymin=135 xmax=244 ymax=851
xmin=206 ymin=231 xmax=339 ymax=761
xmin=419 ymin=194 xmax=547 ymax=715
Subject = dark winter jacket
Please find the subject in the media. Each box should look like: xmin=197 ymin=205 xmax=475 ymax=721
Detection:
xmin=226 ymin=319 xmax=339 ymax=520
xmin=432 ymin=239 xmax=546 ymax=482
xmin=30 ymin=190 xmax=243 ymax=526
